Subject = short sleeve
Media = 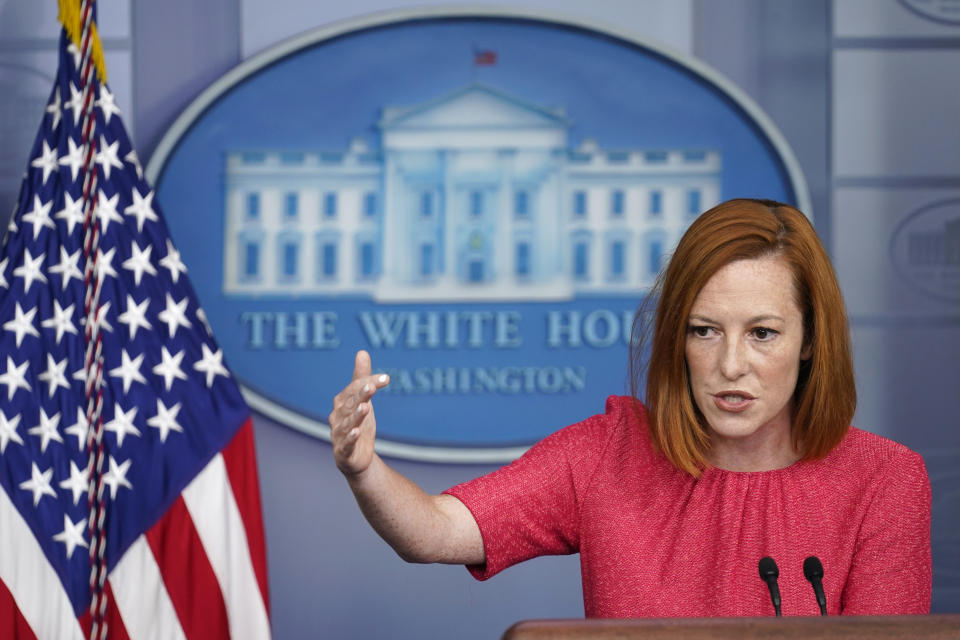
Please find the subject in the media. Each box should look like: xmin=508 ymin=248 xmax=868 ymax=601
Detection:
xmin=443 ymin=397 xmax=624 ymax=580
xmin=840 ymin=448 xmax=932 ymax=614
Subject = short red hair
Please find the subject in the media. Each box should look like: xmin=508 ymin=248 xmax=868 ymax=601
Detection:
xmin=631 ymin=199 xmax=856 ymax=476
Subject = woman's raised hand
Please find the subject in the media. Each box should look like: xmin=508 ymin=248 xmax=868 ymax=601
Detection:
xmin=329 ymin=350 xmax=390 ymax=477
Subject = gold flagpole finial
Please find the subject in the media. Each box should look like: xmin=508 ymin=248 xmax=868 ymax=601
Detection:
xmin=57 ymin=0 xmax=108 ymax=84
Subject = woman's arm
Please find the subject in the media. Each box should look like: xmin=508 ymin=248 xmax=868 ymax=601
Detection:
xmin=329 ymin=350 xmax=484 ymax=565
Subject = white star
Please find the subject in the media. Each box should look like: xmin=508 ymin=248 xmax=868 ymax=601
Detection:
xmin=95 ymin=247 xmax=118 ymax=284
xmin=0 ymin=357 xmax=31 ymax=400
xmin=58 ymin=138 xmax=85 ymax=184
xmin=108 ymin=349 xmax=147 ymax=394
xmin=117 ymin=295 xmax=152 ymax=339
xmin=41 ymin=300 xmax=78 ymax=344
xmin=37 ymin=353 xmax=71 ymax=398
xmin=30 ymin=140 xmax=59 ymax=185
xmin=95 ymin=190 xmax=123 ymax=233
xmin=0 ymin=257 xmax=8 ymax=289
xmin=54 ymin=191 xmax=85 ymax=235
xmin=96 ymin=85 xmax=121 ymax=123
xmin=194 ymin=343 xmax=229 ymax=388
xmin=66 ymin=43 xmax=82 ymax=73
xmin=95 ymin=136 xmax=123 ymax=181
xmin=14 ymin=248 xmax=48 ymax=293
xmin=64 ymin=82 xmax=84 ymax=126
xmin=27 ymin=408 xmax=62 ymax=454
xmin=124 ymin=189 xmax=158 ymax=233
xmin=0 ymin=410 xmax=24 ymax=454
xmin=159 ymin=239 xmax=187 ymax=283
xmin=122 ymin=242 xmax=157 ymax=286
xmin=52 ymin=514 xmax=88 ymax=559
xmin=147 ymin=399 xmax=183 ymax=443
xmin=196 ymin=307 xmax=214 ymax=336
xmin=125 ymin=149 xmax=143 ymax=180
xmin=104 ymin=403 xmax=140 ymax=448
xmin=3 ymin=303 xmax=40 ymax=347
xmin=64 ymin=408 xmax=89 ymax=450
xmin=152 ymin=347 xmax=187 ymax=391
xmin=80 ymin=300 xmax=114 ymax=334
xmin=157 ymin=293 xmax=192 ymax=338
xmin=59 ymin=460 xmax=91 ymax=506
xmin=48 ymin=246 xmax=83 ymax=288
xmin=21 ymin=195 xmax=55 ymax=240
xmin=20 ymin=463 xmax=57 ymax=506
xmin=102 ymin=456 xmax=133 ymax=499
xmin=45 ymin=86 xmax=62 ymax=130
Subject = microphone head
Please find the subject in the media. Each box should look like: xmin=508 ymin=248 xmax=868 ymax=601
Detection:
xmin=758 ymin=556 xmax=779 ymax=581
xmin=803 ymin=556 xmax=824 ymax=580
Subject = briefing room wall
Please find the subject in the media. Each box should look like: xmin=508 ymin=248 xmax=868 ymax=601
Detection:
xmin=0 ymin=1 xmax=957 ymax=639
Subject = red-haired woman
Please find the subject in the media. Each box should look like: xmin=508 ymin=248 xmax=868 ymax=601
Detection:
xmin=328 ymin=198 xmax=931 ymax=617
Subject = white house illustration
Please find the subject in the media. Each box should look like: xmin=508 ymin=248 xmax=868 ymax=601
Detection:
xmin=222 ymin=83 xmax=721 ymax=300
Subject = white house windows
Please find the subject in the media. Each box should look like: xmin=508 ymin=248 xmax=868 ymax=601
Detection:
xmin=606 ymin=233 xmax=629 ymax=281
xmin=573 ymin=190 xmax=587 ymax=219
xmin=355 ymin=234 xmax=380 ymax=280
xmin=643 ymin=230 xmax=667 ymax=278
xmin=611 ymin=189 xmax=625 ymax=218
xmin=571 ymin=232 xmax=592 ymax=281
xmin=420 ymin=191 xmax=434 ymax=218
xmin=277 ymin=232 xmax=301 ymax=284
xmin=246 ymin=193 xmax=260 ymax=221
xmin=470 ymin=190 xmax=484 ymax=218
xmin=284 ymin=192 xmax=299 ymax=221
xmin=515 ymin=241 xmax=531 ymax=278
xmin=316 ymin=232 xmax=340 ymax=281
xmin=687 ymin=188 xmax=701 ymax=217
xmin=323 ymin=192 xmax=338 ymax=219
xmin=363 ymin=191 xmax=378 ymax=218
xmin=514 ymin=189 xmax=530 ymax=220
xmin=649 ymin=190 xmax=663 ymax=218
xmin=238 ymin=232 xmax=263 ymax=283
xmin=419 ymin=242 xmax=435 ymax=278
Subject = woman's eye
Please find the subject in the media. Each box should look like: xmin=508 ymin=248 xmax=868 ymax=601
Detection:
xmin=689 ymin=325 xmax=713 ymax=337
xmin=752 ymin=327 xmax=777 ymax=340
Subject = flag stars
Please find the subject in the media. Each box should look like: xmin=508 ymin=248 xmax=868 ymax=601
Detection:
xmin=37 ymin=353 xmax=70 ymax=398
xmin=22 ymin=195 xmax=55 ymax=240
xmin=19 ymin=463 xmax=57 ymax=506
xmin=0 ymin=357 xmax=31 ymax=400
xmin=96 ymin=190 xmax=123 ymax=233
xmin=30 ymin=140 xmax=60 ymax=185
xmin=64 ymin=408 xmax=88 ymax=450
xmin=13 ymin=249 xmax=47 ymax=293
xmin=52 ymin=514 xmax=88 ymax=559
xmin=124 ymin=189 xmax=158 ymax=233
xmin=95 ymin=247 xmax=118 ymax=284
xmin=0 ymin=257 xmax=8 ymax=289
xmin=59 ymin=137 xmax=85 ymax=184
xmin=147 ymin=399 xmax=183 ymax=443
xmin=152 ymin=347 xmax=188 ymax=391
xmin=64 ymin=82 xmax=84 ymax=127
xmin=194 ymin=344 xmax=230 ymax=388
xmin=96 ymin=136 xmax=123 ymax=181
xmin=0 ymin=410 xmax=24 ymax=454
xmin=48 ymin=246 xmax=83 ymax=288
xmin=102 ymin=456 xmax=133 ymax=499
xmin=41 ymin=300 xmax=78 ymax=344
xmin=66 ymin=43 xmax=82 ymax=74
xmin=45 ymin=86 xmax=62 ymax=130
xmin=96 ymin=86 xmax=121 ymax=123
xmin=59 ymin=460 xmax=91 ymax=506
xmin=108 ymin=349 xmax=147 ymax=394
xmin=54 ymin=191 xmax=85 ymax=236
xmin=80 ymin=300 xmax=114 ymax=334
xmin=158 ymin=293 xmax=192 ymax=338
xmin=125 ymin=149 xmax=143 ymax=180
xmin=104 ymin=403 xmax=140 ymax=447
xmin=3 ymin=303 xmax=40 ymax=347
xmin=118 ymin=295 xmax=152 ymax=339
xmin=159 ymin=239 xmax=187 ymax=283
xmin=27 ymin=408 xmax=62 ymax=454
xmin=122 ymin=241 xmax=158 ymax=286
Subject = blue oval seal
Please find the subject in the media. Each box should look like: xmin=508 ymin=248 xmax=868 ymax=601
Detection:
xmin=147 ymin=7 xmax=809 ymax=462
xmin=890 ymin=198 xmax=960 ymax=303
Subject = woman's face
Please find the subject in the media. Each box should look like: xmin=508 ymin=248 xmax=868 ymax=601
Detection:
xmin=684 ymin=255 xmax=809 ymax=463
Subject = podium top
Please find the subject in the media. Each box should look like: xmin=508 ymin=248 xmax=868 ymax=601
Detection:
xmin=503 ymin=615 xmax=960 ymax=640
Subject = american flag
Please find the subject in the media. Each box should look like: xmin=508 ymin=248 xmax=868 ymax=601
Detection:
xmin=0 ymin=4 xmax=270 ymax=639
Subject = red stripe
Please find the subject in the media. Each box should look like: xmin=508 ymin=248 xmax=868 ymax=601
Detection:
xmin=145 ymin=496 xmax=229 ymax=640
xmin=79 ymin=581 xmax=131 ymax=640
xmin=222 ymin=418 xmax=271 ymax=613
xmin=0 ymin=578 xmax=38 ymax=640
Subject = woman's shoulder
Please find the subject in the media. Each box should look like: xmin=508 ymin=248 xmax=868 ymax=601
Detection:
xmin=537 ymin=395 xmax=651 ymax=461
xmin=823 ymin=427 xmax=929 ymax=487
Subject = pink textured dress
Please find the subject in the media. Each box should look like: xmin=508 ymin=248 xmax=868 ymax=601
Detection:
xmin=445 ymin=396 xmax=931 ymax=617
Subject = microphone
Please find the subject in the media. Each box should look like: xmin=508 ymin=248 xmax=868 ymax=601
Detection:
xmin=803 ymin=556 xmax=828 ymax=616
xmin=758 ymin=556 xmax=782 ymax=617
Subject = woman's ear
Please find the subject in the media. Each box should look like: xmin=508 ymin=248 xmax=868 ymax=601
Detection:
xmin=800 ymin=338 xmax=812 ymax=361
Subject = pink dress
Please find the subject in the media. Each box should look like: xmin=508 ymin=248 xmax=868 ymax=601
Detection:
xmin=445 ymin=396 xmax=931 ymax=617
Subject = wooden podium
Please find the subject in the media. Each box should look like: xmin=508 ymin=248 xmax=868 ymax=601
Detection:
xmin=502 ymin=615 xmax=960 ymax=639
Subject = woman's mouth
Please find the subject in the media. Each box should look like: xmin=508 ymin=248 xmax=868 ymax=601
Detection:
xmin=712 ymin=392 xmax=756 ymax=412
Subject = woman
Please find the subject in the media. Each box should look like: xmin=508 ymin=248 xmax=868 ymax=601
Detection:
xmin=329 ymin=198 xmax=931 ymax=617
